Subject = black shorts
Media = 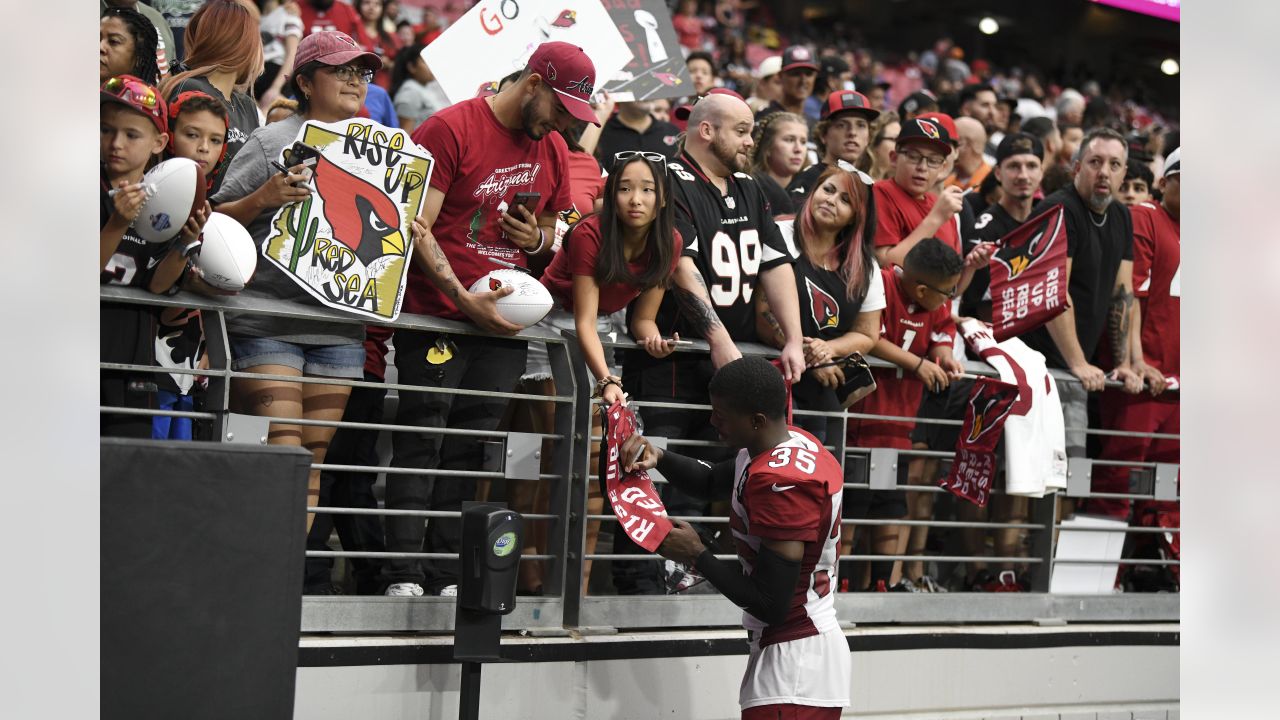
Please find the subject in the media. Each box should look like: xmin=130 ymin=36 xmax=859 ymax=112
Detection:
xmin=841 ymin=462 xmax=907 ymax=520
xmin=910 ymin=379 xmax=973 ymax=450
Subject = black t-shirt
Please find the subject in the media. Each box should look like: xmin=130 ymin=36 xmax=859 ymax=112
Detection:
xmin=1018 ymin=187 xmax=1134 ymax=368
xmin=961 ymin=202 xmax=1023 ymax=321
xmin=595 ymin=115 xmax=682 ymax=167
xmin=755 ymin=100 xmax=815 ymax=128
xmin=653 ymin=151 xmax=796 ymax=342
xmin=166 ymin=76 xmax=261 ymax=194
xmin=101 ymin=171 xmax=167 ymax=368
xmin=753 ymin=171 xmax=794 ymax=217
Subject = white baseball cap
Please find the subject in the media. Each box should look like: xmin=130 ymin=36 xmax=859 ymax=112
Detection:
xmin=1163 ymin=147 xmax=1180 ymax=177
xmin=756 ymin=55 xmax=782 ymax=79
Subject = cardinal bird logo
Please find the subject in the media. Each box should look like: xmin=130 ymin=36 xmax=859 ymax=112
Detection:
xmin=654 ymin=72 xmax=682 ymax=87
xmin=312 ymin=151 xmax=406 ymax=266
xmin=551 ymin=9 xmax=577 ymax=28
xmin=965 ymin=381 xmax=1016 ymax=444
xmin=916 ymin=119 xmax=941 ymax=139
xmin=994 ymin=209 xmax=1062 ymax=280
xmin=805 ymin=277 xmax=840 ymax=330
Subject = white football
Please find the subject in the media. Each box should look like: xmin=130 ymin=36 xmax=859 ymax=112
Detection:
xmin=194 ymin=212 xmax=257 ymax=292
xmin=133 ymin=157 xmax=206 ymax=244
xmin=467 ymin=268 xmax=552 ymax=329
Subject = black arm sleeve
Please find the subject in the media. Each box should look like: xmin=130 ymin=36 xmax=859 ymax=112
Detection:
xmin=693 ymin=545 xmax=801 ymax=626
xmin=655 ymin=451 xmax=736 ymax=502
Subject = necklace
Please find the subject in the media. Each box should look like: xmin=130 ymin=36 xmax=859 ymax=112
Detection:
xmin=1089 ymin=208 xmax=1108 ymax=228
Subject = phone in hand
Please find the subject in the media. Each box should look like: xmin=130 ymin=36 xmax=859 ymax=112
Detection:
xmin=663 ymin=337 xmax=694 ymax=346
xmin=510 ymin=191 xmax=541 ymax=214
xmin=282 ymin=141 xmax=321 ymax=170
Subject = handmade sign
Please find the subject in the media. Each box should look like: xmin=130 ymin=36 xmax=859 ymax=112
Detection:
xmin=262 ymin=118 xmax=433 ymax=321
xmin=600 ymin=401 xmax=672 ymax=552
xmin=600 ymin=0 xmax=693 ymax=101
xmin=939 ymin=377 xmax=1020 ymax=507
xmin=422 ymin=0 xmax=633 ymax=105
xmin=988 ymin=204 xmax=1068 ymax=341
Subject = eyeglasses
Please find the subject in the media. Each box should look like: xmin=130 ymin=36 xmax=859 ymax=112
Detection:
xmin=103 ymin=76 xmax=159 ymax=110
xmin=917 ymin=279 xmax=958 ymax=299
xmin=325 ymin=64 xmax=375 ymax=84
xmin=613 ymin=151 xmax=668 ymax=169
xmin=900 ymin=149 xmax=945 ymax=169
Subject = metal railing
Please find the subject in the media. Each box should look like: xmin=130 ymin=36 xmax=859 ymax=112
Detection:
xmin=101 ymin=286 xmax=1179 ymax=633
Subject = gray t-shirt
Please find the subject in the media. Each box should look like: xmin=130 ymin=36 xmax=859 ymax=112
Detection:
xmin=211 ymin=115 xmax=364 ymax=345
xmin=166 ymin=76 xmax=261 ymax=194
xmin=393 ymin=78 xmax=449 ymax=129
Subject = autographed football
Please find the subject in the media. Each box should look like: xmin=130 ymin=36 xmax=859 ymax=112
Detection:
xmin=193 ymin=212 xmax=257 ymax=292
xmin=467 ymin=268 xmax=552 ymax=328
xmin=133 ymin=157 xmax=206 ymax=244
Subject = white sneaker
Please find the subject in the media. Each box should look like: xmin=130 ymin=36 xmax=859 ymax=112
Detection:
xmin=385 ymin=583 xmax=425 ymax=597
xmin=437 ymin=584 xmax=458 ymax=597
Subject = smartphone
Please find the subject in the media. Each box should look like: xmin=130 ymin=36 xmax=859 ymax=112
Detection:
xmin=282 ymin=141 xmax=322 ymax=170
xmin=663 ymin=338 xmax=694 ymax=346
xmin=511 ymin=191 xmax=541 ymax=213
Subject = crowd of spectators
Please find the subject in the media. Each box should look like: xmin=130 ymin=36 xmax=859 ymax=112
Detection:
xmin=100 ymin=0 xmax=1180 ymax=597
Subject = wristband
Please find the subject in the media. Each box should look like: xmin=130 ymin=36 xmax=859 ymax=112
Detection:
xmin=524 ymin=226 xmax=547 ymax=255
xmin=592 ymin=375 xmax=622 ymax=398
xmin=913 ymin=356 xmax=925 ymax=373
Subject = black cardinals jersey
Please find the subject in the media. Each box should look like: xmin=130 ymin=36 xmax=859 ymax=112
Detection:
xmin=658 ymin=151 xmax=796 ymax=342
xmin=961 ymin=202 xmax=1023 ymax=321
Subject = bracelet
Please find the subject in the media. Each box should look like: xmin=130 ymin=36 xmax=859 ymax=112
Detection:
xmin=913 ymin=356 xmax=925 ymax=373
xmin=524 ymin=226 xmax=547 ymax=255
xmin=592 ymin=375 xmax=622 ymax=398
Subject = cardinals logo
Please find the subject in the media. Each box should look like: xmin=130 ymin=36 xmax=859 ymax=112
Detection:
xmin=551 ymin=9 xmax=577 ymax=28
xmin=916 ymin=119 xmax=941 ymax=139
xmin=654 ymin=72 xmax=682 ymax=87
xmin=993 ymin=209 xmax=1062 ymax=280
xmin=489 ymin=277 xmax=504 ymax=291
xmin=964 ymin=380 xmax=1017 ymax=444
xmin=311 ymin=152 xmax=406 ymax=266
xmin=805 ymin=277 xmax=840 ymax=330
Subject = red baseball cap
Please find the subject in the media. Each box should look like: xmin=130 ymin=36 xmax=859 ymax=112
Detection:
xmin=527 ymin=41 xmax=600 ymax=126
xmin=821 ymin=90 xmax=880 ymax=122
xmin=101 ymin=75 xmax=168 ymax=136
xmin=292 ymin=31 xmax=380 ymax=74
xmin=917 ymin=112 xmax=958 ymax=147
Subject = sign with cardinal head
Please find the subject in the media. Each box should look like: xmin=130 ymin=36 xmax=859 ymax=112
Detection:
xmin=262 ymin=118 xmax=434 ymax=321
xmin=988 ymin=203 xmax=1069 ymax=342
xmin=938 ymin=377 xmax=1020 ymax=508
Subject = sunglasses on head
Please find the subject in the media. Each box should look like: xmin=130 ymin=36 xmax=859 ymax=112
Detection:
xmin=613 ymin=151 xmax=668 ymax=170
xmin=103 ymin=76 xmax=159 ymax=111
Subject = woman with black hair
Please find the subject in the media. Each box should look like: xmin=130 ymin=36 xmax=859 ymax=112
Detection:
xmin=101 ymin=7 xmax=161 ymax=86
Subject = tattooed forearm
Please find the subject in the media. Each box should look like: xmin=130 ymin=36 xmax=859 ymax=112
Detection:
xmin=762 ymin=309 xmax=785 ymax=346
xmin=1108 ymin=286 xmax=1134 ymax=366
xmin=673 ymin=286 xmax=723 ymax=337
xmin=425 ymin=235 xmax=462 ymax=299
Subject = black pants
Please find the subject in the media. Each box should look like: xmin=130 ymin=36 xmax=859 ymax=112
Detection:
xmin=380 ymin=330 xmax=525 ymax=591
xmin=611 ymin=352 xmax=729 ymax=595
xmin=304 ymin=376 xmax=388 ymax=594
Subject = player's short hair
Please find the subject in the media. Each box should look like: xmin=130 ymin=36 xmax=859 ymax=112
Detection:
xmin=1124 ymin=158 xmax=1154 ymax=186
xmin=904 ymin=238 xmax=964 ymax=280
xmin=709 ymin=357 xmax=788 ymax=421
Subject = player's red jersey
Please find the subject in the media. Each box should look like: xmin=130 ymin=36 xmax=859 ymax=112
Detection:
xmin=850 ymin=266 xmax=956 ymax=449
xmin=729 ymin=427 xmax=843 ymax=647
xmin=1130 ymin=201 xmax=1179 ymax=376
xmin=872 ymin=178 xmax=962 ymax=255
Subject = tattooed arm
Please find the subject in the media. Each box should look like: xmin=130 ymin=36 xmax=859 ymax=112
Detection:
xmin=754 ymin=291 xmax=786 ymax=349
xmin=672 ymin=256 xmax=742 ymax=368
xmin=410 ymin=187 xmax=522 ymax=335
xmin=1107 ymin=260 xmax=1143 ymax=394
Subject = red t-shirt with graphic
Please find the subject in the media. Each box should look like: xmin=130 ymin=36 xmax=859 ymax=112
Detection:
xmin=1130 ymin=201 xmax=1180 ymax=376
xmin=539 ymin=214 xmax=681 ymax=315
xmin=406 ymin=97 xmax=572 ymax=320
xmin=297 ymin=1 xmax=361 ymax=37
xmin=849 ymin=267 xmax=956 ymax=449
xmin=871 ymin=178 xmax=961 ymax=255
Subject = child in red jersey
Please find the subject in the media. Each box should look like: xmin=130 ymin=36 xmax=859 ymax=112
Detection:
xmin=847 ymin=238 xmax=964 ymax=591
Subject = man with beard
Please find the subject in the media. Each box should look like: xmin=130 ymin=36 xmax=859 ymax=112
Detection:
xmin=379 ymin=42 xmax=594 ymax=597
xmin=298 ymin=0 xmax=362 ymax=38
xmin=615 ymin=92 xmax=805 ymax=595
xmin=756 ymin=46 xmax=819 ymax=125
xmin=1019 ymin=128 xmax=1145 ymax=464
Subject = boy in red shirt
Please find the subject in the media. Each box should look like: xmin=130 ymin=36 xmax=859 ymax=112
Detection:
xmin=847 ymin=238 xmax=965 ymax=591
xmin=872 ymin=116 xmax=964 ymax=268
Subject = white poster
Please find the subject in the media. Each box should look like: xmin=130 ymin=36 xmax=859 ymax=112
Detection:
xmin=422 ymin=0 xmax=633 ymax=105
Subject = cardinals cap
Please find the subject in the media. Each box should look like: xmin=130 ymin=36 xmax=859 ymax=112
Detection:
xmin=780 ymin=46 xmax=818 ymax=74
xmin=917 ymin=111 xmax=958 ymax=147
xmin=821 ymin=89 xmax=879 ymax=121
xmin=896 ymin=117 xmax=953 ymax=156
xmin=527 ymin=41 xmax=601 ymax=126
xmin=995 ymin=132 xmax=1044 ymax=164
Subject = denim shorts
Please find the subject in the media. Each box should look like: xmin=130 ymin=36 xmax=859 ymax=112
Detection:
xmin=522 ymin=307 xmax=622 ymax=382
xmin=229 ymin=336 xmax=365 ymax=379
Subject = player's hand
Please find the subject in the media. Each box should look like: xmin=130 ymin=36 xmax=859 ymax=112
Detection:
xmin=110 ymin=180 xmax=149 ymax=226
xmin=929 ymin=185 xmax=965 ymax=222
xmin=456 ymin=284 xmax=523 ymax=336
xmin=810 ymin=364 xmax=845 ymax=389
xmin=1109 ymin=364 xmax=1145 ymax=395
xmin=709 ymin=337 xmax=744 ymax=370
xmin=499 ymin=204 xmax=541 ymax=252
xmin=640 ymin=333 xmax=677 ymax=359
xmin=778 ymin=339 xmax=805 ymax=382
xmin=657 ymin=519 xmax=706 ymax=567
xmin=1132 ymin=360 xmax=1167 ymax=396
xmin=1070 ymin=361 xmax=1107 ymax=392
xmin=620 ymin=431 xmax=662 ymax=473
xmin=260 ymin=164 xmax=312 ymax=208
xmin=802 ymin=337 xmax=834 ymax=366
xmin=915 ymin=357 xmax=951 ymax=393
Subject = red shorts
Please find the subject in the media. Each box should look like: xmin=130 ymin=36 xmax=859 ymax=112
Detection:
xmin=742 ymin=704 xmax=843 ymax=720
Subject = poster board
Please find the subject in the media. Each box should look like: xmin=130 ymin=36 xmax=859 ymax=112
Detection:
xmin=600 ymin=0 xmax=694 ymax=101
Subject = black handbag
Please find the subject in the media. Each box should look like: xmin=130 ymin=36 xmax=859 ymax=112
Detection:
xmin=812 ymin=353 xmax=877 ymax=408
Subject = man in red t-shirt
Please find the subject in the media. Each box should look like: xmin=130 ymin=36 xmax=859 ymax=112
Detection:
xmin=1085 ymin=148 xmax=1179 ymax=544
xmin=381 ymin=42 xmax=600 ymax=597
xmin=298 ymin=0 xmax=362 ymax=38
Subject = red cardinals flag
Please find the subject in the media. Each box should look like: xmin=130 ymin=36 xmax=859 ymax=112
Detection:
xmin=989 ymin=204 xmax=1069 ymax=341
xmin=600 ymin=402 xmax=672 ymax=552
xmin=940 ymin=377 xmax=1020 ymax=507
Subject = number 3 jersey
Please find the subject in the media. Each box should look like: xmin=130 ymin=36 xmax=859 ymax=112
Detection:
xmin=659 ymin=151 xmax=796 ymax=342
xmin=731 ymin=426 xmax=844 ymax=646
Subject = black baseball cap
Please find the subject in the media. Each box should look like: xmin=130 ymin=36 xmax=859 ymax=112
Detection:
xmin=780 ymin=46 xmax=819 ymax=73
xmin=898 ymin=91 xmax=938 ymax=118
xmin=896 ymin=116 xmax=952 ymax=156
xmin=995 ymin=132 xmax=1044 ymax=164
xmin=821 ymin=89 xmax=879 ymax=121
xmin=819 ymin=54 xmax=850 ymax=77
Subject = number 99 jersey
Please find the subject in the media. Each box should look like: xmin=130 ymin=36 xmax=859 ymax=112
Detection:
xmin=663 ymin=151 xmax=797 ymax=342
